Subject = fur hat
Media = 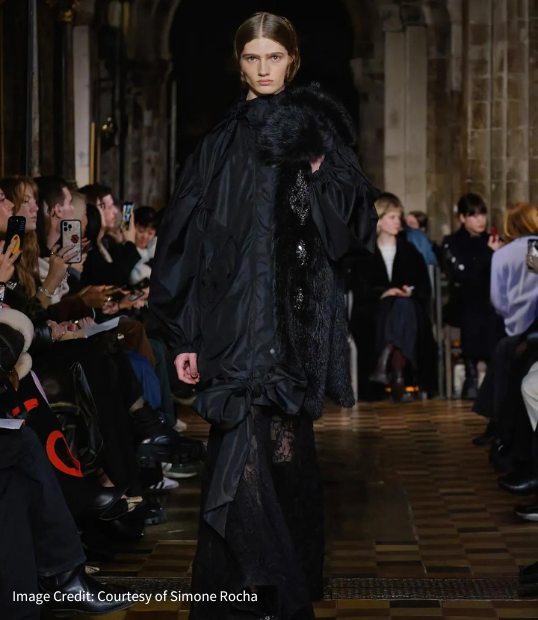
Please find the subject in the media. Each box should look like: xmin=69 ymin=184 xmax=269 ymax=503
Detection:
xmin=0 ymin=309 xmax=34 ymax=379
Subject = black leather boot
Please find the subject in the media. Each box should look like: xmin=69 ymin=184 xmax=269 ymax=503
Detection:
xmin=40 ymin=564 xmax=136 ymax=615
xmin=461 ymin=359 xmax=479 ymax=400
xmin=369 ymin=344 xmax=393 ymax=385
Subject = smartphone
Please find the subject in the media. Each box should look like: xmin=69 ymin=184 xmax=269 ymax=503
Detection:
xmin=122 ymin=202 xmax=134 ymax=230
xmin=61 ymin=220 xmax=82 ymax=264
xmin=491 ymin=226 xmax=498 ymax=239
xmin=128 ymin=290 xmax=145 ymax=302
xmin=4 ymin=216 xmax=25 ymax=264
xmin=528 ymin=239 xmax=538 ymax=257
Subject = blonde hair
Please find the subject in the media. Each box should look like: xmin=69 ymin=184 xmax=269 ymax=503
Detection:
xmin=375 ymin=192 xmax=403 ymax=219
xmin=234 ymin=12 xmax=301 ymax=83
xmin=504 ymin=202 xmax=538 ymax=242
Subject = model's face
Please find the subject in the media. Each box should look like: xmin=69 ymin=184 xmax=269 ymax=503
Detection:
xmin=378 ymin=210 xmax=402 ymax=237
xmin=135 ymin=225 xmax=156 ymax=250
xmin=460 ymin=212 xmax=487 ymax=235
xmin=0 ymin=188 xmax=14 ymax=233
xmin=240 ymin=38 xmax=291 ymax=100
xmin=97 ymin=194 xmax=118 ymax=229
xmin=18 ymin=184 xmax=39 ymax=231
xmin=405 ymin=214 xmax=419 ymax=230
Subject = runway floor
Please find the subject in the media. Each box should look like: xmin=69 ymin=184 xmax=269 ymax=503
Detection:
xmin=76 ymin=399 xmax=538 ymax=618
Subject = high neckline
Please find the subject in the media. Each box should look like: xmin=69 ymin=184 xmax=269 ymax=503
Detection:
xmin=234 ymin=89 xmax=286 ymax=126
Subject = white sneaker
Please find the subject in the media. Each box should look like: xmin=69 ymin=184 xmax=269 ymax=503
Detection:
xmin=163 ymin=463 xmax=198 ymax=479
xmin=150 ymin=477 xmax=179 ymax=491
xmin=174 ymin=418 xmax=188 ymax=433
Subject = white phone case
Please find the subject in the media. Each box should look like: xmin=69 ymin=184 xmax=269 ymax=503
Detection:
xmin=61 ymin=220 xmax=82 ymax=264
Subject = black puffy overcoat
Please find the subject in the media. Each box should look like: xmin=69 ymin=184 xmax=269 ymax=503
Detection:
xmin=149 ymin=83 xmax=378 ymax=534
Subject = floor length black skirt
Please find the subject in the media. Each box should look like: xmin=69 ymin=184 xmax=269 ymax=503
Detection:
xmin=189 ymin=404 xmax=324 ymax=620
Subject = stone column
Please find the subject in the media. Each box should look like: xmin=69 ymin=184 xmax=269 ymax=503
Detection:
xmin=382 ymin=3 xmax=428 ymax=210
xmin=530 ymin=0 xmax=538 ymax=204
xmin=464 ymin=0 xmax=492 ymax=206
xmin=384 ymin=29 xmax=407 ymax=200
xmin=405 ymin=25 xmax=428 ymax=211
xmin=490 ymin=0 xmax=508 ymax=226
xmin=73 ymin=24 xmax=91 ymax=187
xmin=505 ymin=0 xmax=529 ymax=209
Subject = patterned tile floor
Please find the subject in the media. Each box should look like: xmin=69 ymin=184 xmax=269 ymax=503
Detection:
xmin=80 ymin=400 xmax=538 ymax=618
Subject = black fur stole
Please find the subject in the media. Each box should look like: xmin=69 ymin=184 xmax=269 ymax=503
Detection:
xmin=258 ymin=83 xmax=356 ymax=419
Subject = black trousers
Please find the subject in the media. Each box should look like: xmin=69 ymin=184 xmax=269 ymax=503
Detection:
xmin=0 ymin=426 xmax=85 ymax=620
xmin=472 ymin=335 xmax=522 ymax=422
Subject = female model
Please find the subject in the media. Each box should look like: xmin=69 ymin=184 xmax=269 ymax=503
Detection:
xmin=149 ymin=12 xmax=379 ymax=620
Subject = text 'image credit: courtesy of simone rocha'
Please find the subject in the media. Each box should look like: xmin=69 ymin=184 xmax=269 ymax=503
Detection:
xmin=12 ymin=590 xmax=258 ymax=605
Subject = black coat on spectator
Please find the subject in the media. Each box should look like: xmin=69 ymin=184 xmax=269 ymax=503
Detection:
xmin=442 ymin=227 xmax=504 ymax=360
xmin=81 ymin=238 xmax=140 ymax=287
xmin=346 ymin=235 xmax=437 ymax=399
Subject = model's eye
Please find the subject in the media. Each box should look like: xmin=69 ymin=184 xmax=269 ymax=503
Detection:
xmin=246 ymin=56 xmax=257 ymax=62
xmin=271 ymin=55 xmax=282 ymax=61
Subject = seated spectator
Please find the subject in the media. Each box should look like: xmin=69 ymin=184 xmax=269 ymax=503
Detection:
xmin=406 ymin=210 xmax=428 ymax=233
xmin=377 ymin=193 xmax=438 ymax=266
xmin=129 ymin=206 xmax=158 ymax=286
xmin=443 ymin=193 xmax=505 ymax=400
xmin=81 ymin=201 xmax=140 ymax=287
xmin=473 ymin=202 xmax=538 ymax=452
xmin=0 ymin=345 xmax=135 ymax=618
xmin=347 ymin=194 xmax=437 ymax=401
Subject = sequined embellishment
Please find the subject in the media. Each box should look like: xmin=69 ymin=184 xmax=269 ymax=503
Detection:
xmin=290 ymin=170 xmax=310 ymax=225
xmin=296 ymin=240 xmax=307 ymax=266
xmin=294 ymin=287 xmax=305 ymax=310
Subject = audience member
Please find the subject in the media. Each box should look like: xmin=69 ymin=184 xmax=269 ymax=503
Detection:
xmin=347 ymin=194 xmax=437 ymax=401
xmin=442 ymin=194 xmax=505 ymax=400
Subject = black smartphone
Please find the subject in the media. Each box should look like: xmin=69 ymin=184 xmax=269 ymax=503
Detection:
xmin=60 ymin=220 xmax=82 ymax=264
xmin=4 ymin=216 xmax=26 ymax=264
xmin=128 ymin=290 xmax=145 ymax=302
xmin=122 ymin=202 xmax=134 ymax=230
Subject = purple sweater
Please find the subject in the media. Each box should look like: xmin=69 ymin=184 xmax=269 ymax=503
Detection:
xmin=490 ymin=236 xmax=538 ymax=336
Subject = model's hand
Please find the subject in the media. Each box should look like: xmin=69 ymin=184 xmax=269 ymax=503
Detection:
xmin=381 ymin=287 xmax=405 ymax=299
xmin=175 ymin=353 xmax=199 ymax=385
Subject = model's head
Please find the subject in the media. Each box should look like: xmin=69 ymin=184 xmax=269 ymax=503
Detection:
xmin=457 ymin=193 xmax=487 ymax=235
xmin=504 ymin=202 xmax=538 ymax=242
xmin=375 ymin=193 xmax=403 ymax=237
xmin=235 ymin=12 xmax=300 ymax=99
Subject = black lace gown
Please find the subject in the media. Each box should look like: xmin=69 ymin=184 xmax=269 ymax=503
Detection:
xmin=189 ymin=404 xmax=324 ymax=619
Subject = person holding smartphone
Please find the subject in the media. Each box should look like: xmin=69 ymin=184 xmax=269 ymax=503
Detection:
xmin=442 ymin=194 xmax=505 ymax=403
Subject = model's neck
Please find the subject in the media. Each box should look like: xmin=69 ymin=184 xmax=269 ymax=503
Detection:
xmin=246 ymin=84 xmax=286 ymax=101
xmin=47 ymin=223 xmax=60 ymax=250
xmin=377 ymin=231 xmax=397 ymax=247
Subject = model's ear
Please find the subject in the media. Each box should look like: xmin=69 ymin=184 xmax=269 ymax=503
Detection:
xmin=52 ymin=202 xmax=62 ymax=218
xmin=459 ymin=213 xmax=466 ymax=224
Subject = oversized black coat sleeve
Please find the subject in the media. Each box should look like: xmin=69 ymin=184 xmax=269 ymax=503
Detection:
xmin=310 ymin=144 xmax=379 ymax=261
xmin=147 ymin=153 xmax=204 ymax=358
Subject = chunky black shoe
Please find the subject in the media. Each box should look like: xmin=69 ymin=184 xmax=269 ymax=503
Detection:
xmin=472 ymin=421 xmax=496 ymax=446
xmin=85 ymin=484 xmax=128 ymax=518
xmin=40 ymin=564 xmax=136 ymax=615
xmin=489 ymin=440 xmax=514 ymax=473
xmin=515 ymin=503 xmax=538 ymax=521
xmin=499 ymin=471 xmax=538 ymax=496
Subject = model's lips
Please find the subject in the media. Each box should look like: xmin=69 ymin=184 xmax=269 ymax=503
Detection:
xmin=258 ymin=80 xmax=273 ymax=85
